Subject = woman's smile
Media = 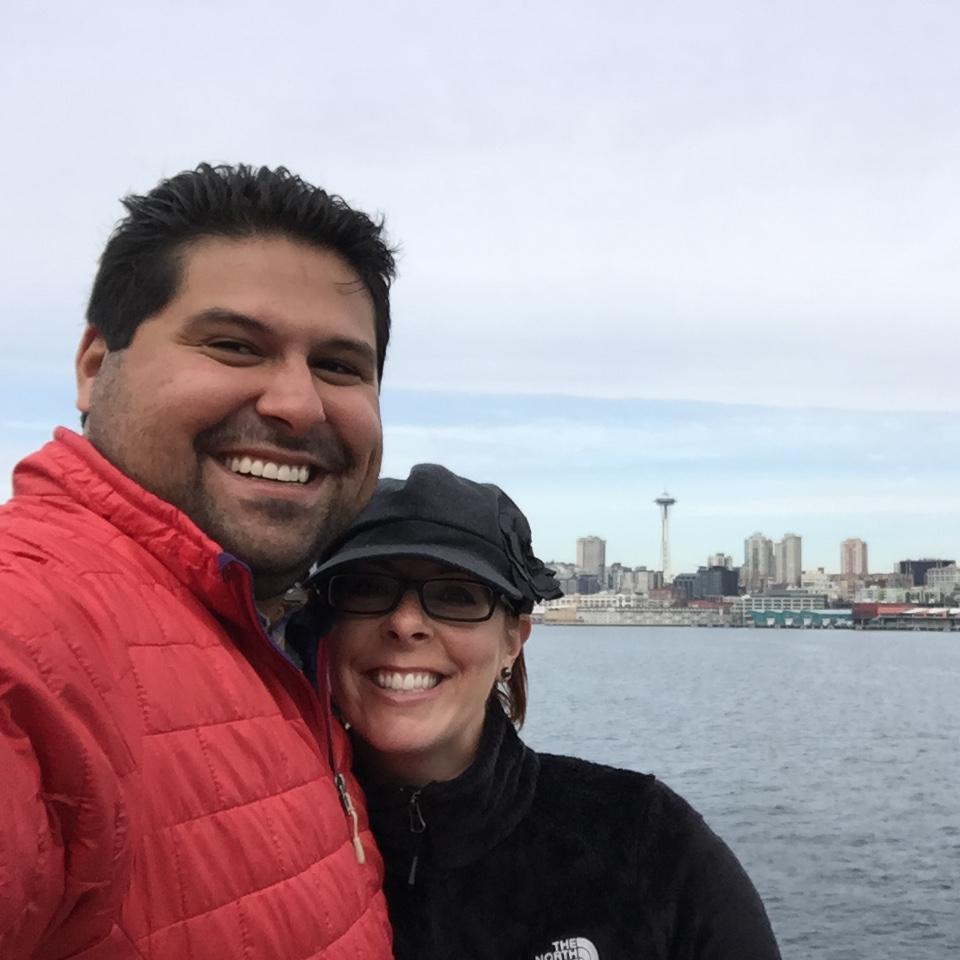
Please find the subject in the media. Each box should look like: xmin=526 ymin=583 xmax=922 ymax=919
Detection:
xmin=368 ymin=669 xmax=444 ymax=692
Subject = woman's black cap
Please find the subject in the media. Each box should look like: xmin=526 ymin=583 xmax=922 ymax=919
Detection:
xmin=312 ymin=464 xmax=563 ymax=609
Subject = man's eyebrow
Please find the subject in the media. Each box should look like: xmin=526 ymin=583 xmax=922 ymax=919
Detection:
xmin=184 ymin=307 xmax=270 ymax=335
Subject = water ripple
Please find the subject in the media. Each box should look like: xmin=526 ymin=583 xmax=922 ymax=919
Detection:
xmin=523 ymin=627 xmax=960 ymax=959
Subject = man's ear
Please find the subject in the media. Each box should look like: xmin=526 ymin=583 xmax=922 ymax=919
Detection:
xmin=76 ymin=326 xmax=108 ymax=415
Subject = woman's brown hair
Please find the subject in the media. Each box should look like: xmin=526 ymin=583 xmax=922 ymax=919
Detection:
xmin=494 ymin=612 xmax=528 ymax=726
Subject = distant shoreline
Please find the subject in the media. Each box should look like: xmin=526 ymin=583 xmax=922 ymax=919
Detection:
xmin=536 ymin=621 xmax=960 ymax=632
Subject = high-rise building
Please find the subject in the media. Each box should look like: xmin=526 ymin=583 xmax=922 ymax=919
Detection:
xmin=840 ymin=538 xmax=868 ymax=577
xmin=707 ymin=553 xmax=734 ymax=569
xmin=775 ymin=533 xmax=802 ymax=587
xmin=576 ymin=536 xmax=606 ymax=579
xmin=743 ymin=532 xmax=774 ymax=593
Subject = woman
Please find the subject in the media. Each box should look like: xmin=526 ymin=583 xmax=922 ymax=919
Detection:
xmin=313 ymin=464 xmax=781 ymax=960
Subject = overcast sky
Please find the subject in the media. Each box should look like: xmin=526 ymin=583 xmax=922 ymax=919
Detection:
xmin=1 ymin=0 xmax=957 ymax=574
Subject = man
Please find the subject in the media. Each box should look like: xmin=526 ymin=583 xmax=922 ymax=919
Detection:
xmin=0 ymin=165 xmax=396 ymax=958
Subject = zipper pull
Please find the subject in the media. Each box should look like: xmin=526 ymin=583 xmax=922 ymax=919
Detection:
xmin=408 ymin=789 xmax=426 ymax=833
xmin=407 ymin=789 xmax=426 ymax=885
xmin=334 ymin=773 xmax=366 ymax=864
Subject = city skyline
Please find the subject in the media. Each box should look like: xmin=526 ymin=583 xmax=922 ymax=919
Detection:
xmin=553 ymin=531 xmax=922 ymax=580
xmin=555 ymin=528 xmax=955 ymax=585
xmin=3 ymin=392 xmax=956 ymax=576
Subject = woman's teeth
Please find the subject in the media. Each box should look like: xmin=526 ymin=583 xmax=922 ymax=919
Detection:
xmin=227 ymin=457 xmax=311 ymax=484
xmin=373 ymin=671 xmax=441 ymax=692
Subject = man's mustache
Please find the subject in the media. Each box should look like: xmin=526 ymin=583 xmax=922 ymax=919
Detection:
xmin=196 ymin=416 xmax=353 ymax=473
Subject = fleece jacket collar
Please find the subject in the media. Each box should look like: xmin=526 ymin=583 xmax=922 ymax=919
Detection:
xmin=358 ymin=701 xmax=540 ymax=876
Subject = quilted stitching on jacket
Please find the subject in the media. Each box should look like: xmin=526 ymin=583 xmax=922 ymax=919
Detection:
xmin=0 ymin=430 xmax=393 ymax=960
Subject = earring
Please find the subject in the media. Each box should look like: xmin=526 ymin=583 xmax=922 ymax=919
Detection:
xmin=500 ymin=665 xmax=513 ymax=681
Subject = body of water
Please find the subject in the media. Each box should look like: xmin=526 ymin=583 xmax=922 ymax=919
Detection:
xmin=521 ymin=627 xmax=959 ymax=960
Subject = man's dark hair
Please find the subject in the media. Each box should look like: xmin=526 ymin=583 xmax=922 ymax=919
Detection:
xmin=86 ymin=163 xmax=397 ymax=378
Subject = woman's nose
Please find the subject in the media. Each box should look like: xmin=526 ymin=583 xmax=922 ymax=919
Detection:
xmin=383 ymin=589 xmax=432 ymax=641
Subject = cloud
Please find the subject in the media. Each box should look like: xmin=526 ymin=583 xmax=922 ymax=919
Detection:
xmin=4 ymin=1 xmax=960 ymax=414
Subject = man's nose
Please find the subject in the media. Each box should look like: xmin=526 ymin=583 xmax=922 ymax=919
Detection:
xmin=254 ymin=361 xmax=326 ymax=434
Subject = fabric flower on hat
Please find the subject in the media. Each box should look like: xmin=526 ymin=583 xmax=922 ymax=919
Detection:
xmin=498 ymin=510 xmax=564 ymax=603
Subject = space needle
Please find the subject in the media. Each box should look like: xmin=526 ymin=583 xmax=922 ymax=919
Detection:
xmin=654 ymin=492 xmax=677 ymax=584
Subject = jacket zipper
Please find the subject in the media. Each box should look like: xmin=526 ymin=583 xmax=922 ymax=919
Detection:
xmin=221 ymin=557 xmax=366 ymax=864
xmin=407 ymin=788 xmax=427 ymax=885
xmin=335 ymin=772 xmax=367 ymax=864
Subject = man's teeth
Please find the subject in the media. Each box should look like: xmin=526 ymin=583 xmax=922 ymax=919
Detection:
xmin=373 ymin=671 xmax=441 ymax=692
xmin=226 ymin=457 xmax=310 ymax=484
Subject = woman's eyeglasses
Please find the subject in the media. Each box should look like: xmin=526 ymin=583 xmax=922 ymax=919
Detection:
xmin=325 ymin=572 xmax=501 ymax=622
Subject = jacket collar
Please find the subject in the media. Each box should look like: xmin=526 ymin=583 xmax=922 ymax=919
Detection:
xmin=12 ymin=428 xmax=250 ymax=621
xmin=357 ymin=701 xmax=539 ymax=874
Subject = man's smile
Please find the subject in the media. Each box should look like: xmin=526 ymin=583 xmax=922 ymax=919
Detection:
xmin=223 ymin=455 xmax=313 ymax=484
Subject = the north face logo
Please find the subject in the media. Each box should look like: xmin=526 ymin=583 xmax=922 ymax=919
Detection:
xmin=534 ymin=937 xmax=599 ymax=960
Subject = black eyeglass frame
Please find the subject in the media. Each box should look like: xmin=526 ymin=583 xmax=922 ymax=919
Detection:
xmin=324 ymin=572 xmax=511 ymax=623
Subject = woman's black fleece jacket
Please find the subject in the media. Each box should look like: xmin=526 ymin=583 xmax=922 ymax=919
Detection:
xmin=357 ymin=704 xmax=781 ymax=960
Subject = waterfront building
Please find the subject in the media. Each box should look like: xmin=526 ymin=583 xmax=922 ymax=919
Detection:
xmin=748 ymin=609 xmax=853 ymax=629
xmin=881 ymin=572 xmax=915 ymax=589
xmin=695 ymin=565 xmax=740 ymax=599
xmin=841 ymin=538 xmax=869 ymax=576
xmin=774 ymin=533 xmax=802 ymax=587
xmin=540 ymin=591 xmax=731 ymax=626
xmin=707 ymin=552 xmax=734 ymax=569
xmin=925 ymin=563 xmax=960 ymax=598
xmin=801 ymin=567 xmax=831 ymax=593
xmin=606 ymin=562 xmax=636 ymax=593
xmin=853 ymin=584 xmax=939 ymax=604
xmin=852 ymin=601 xmax=960 ymax=630
xmin=732 ymin=593 xmax=829 ymax=615
xmin=831 ymin=575 xmax=860 ymax=602
xmin=672 ymin=573 xmax=697 ymax=601
xmin=575 ymin=573 xmax=602 ymax=595
xmin=576 ymin=535 xmax=606 ymax=580
xmin=897 ymin=558 xmax=956 ymax=587
xmin=633 ymin=567 xmax=661 ymax=595
xmin=742 ymin=532 xmax=775 ymax=593
xmin=542 ymin=592 xmax=648 ymax=612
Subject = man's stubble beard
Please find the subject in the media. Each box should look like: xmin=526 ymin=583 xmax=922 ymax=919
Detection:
xmin=85 ymin=357 xmax=371 ymax=596
xmin=192 ymin=416 xmax=366 ymax=595
xmin=191 ymin=482 xmax=358 ymax=598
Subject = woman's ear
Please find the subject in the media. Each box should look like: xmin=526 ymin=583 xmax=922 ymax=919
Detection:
xmin=505 ymin=614 xmax=532 ymax=659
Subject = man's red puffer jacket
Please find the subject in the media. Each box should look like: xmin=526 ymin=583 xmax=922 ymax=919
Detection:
xmin=0 ymin=429 xmax=393 ymax=960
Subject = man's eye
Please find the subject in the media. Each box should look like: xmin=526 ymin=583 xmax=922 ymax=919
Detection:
xmin=210 ymin=340 xmax=257 ymax=355
xmin=313 ymin=358 xmax=362 ymax=378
